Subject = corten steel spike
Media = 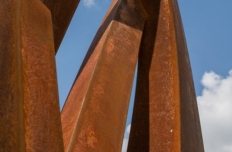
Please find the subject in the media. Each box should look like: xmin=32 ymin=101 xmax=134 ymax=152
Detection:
xmin=42 ymin=0 xmax=80 ymax=53
xmin=0 ymin=0 xmax=64 ymax=151
xmin=61 ymin=0 xmax=146 ymax=151
xmin=128 ymin=0 xmax=204 ymax=151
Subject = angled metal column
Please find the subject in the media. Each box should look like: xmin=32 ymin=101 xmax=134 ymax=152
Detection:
xmin=61 ymin=0 xmax=146 ymax=151
xmin=0 ymin=0 xmax=64 ymax=151
xmin=128 ymin=0 xmax=204 ymax=151
xmin=43 ymin=0 xmax=80 ymax=53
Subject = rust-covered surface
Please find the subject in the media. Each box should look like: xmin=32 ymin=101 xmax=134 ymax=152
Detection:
xmin=171 ymin=0 xmax=204 ymax=151
xmin=43 ymin=0 xmax=80 ymax=53
xmin=128 ymin=0 xmax=204 ymax=151
xmin=61 ymin=0 xmax=146 ymax=151
xmin=0 ymin=0 xmax=64 ymax=151
xmin=0 ymin=0 xmax=204 ymax=151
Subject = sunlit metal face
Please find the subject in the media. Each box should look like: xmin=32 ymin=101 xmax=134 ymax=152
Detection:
xmin=0 ymin=0 xmax=204 ymax=151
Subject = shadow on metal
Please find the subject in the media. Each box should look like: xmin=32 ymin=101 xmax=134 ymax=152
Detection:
xmin=0 ymin=0 xmax=204 ymax=151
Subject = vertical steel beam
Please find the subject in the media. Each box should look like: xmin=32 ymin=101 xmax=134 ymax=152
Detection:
xmin=43 ymin=0 xmax=80 ymax=53
xmin=171 ymin=0 xmax=204 ymax=151
xmin=61 ymin=0 xmax=146 ymax=151
xmin=0 ymin=0 xmax=64 ymax=151
xmin=128 ymin=0 xmax=204 ymax=151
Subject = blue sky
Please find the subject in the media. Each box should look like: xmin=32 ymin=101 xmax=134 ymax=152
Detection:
xmin=55 ymin=0 xmax=232 ymax=151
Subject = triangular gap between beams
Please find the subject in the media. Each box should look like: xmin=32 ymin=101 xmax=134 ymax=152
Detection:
xmin=121 ymin=62 xmax=138 ymax=152
xmin=55 ymin=1 xmax=111 ymax=110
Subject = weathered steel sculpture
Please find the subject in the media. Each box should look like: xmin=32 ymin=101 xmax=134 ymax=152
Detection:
xmin=0 ymin=0 xmax=63 ymax=151
xmin=128 ymin=0 xmax=204 ymax=151
xmin=0 ymin=0 xmax=204 ymax=151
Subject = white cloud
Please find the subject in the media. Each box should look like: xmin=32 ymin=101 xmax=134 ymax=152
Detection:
xmin=83 ymin=0 xmax=95 ymax=7
xmin=122 ymin=138 xmax=129 ymax=152
xmin=197 ymin=70 xmax=232 ymax=152
xmin=126 ymin=124 xmax=131 ymax=137
xmin=121 ymin=124 xmax=131 ymax=152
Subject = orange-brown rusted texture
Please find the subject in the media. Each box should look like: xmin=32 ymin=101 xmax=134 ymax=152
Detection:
xmin=61 ymin=0 xmax=146 ymax=151
xmin=172 ymin=0 xmax=204 ymax=151
xmin=0 ymin=0 xmax=64 ymax=151
xmin=43 ymin=0 xmax=80 ymax=53
xmin=128 ymin=0 xmax=204 ymax=151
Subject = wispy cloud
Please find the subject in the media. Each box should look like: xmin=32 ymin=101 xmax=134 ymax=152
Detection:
xmin=121 ymin=124 xmax=131 ymax=152
xmin=83 ymin=0 xmax=95 ymax=7
xmin=197 ymin=70 xmax=232 ymax=152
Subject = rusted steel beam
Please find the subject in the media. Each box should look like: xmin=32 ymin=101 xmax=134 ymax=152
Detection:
xmin=0 ymin=0 xmax=64 ymax=151
xmin=128 ymin=0 xmax=204 ymax=151
xmin=42 ymin=0 xmax=80 ymax=53
xmin=61 ymin=0 xmax=146 ymax=151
